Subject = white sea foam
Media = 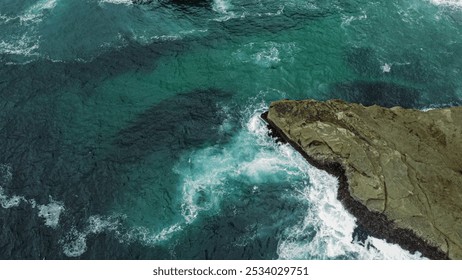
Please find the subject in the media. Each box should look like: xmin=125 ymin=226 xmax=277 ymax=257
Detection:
xmin=29 ymin=199 xmax=37 ymax=208
xmin=0 ymin=188 xmax=25 ymax=209
xmin=212 ymin=0 xmax=323 ymax=22
xmin=63 ymin=128 xmax=321 ymax=257
xmin=233 ymin=42 xmax=297 ymax=68
xmin=381 ymin=63 xmax=392 ymax=73
xmin=430 ymin=0 xmax=462 ymax=8
xmin=99 ymin=0 xmax=133 ymax=5
xmin=341 ymin=10 xmax=367 ymax=27
xmin=0 ymin=0 xmax=57 ymax=61
xmin=127 ymin=223 xmax=185 ymax=246
xmin=213 ymin=0 xmax=232 ymax=14
xmin=62 ymin=228 xmax=88 ymax=258
xmin=37 ymin=198 xmax=65 ymax=229
xmin=189 ymin=103 xmax=427 ymax=260
xmin=61 ymin=215 xmax=122 ymax=257
xmin=0 ymin=164 xmax=26 ymax=209
xmin=0 ymin=14 xmax=17 ymax=24
xmin=60 ymin=212 xmax=187 ymax=257
xmin=212 ymin=0 xmax=238 ymax=21
xmin=88 ymin=215 xmax=121 ymax=234
xmin=174 ymin=104 xmax=308 ymax=237
xmin=275 ymin=146 xmax=426 ymax=260
xmin=150 ymin=223 xmax=183 ymax=243
xmin=46 ymin=100 xmax=440 ymax=259
xmin=133 ymin=34 xmax=182 ymax=44
xmin=254 ymin=46 xmax=281 ymax=67
xmin=178 ymin=148 xmax=230 ymax=223
xmin=1 ymin=164 xmax=130 ymax=258
xmin=20 ymin=0 xmax=58 ymax=23
xmin=379 ymin=61 xmax=410 ymax=74
xmin=0 ymin=35 xmax=39 ymax=57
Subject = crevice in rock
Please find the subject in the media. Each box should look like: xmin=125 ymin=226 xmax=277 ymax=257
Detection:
xmin=383 ymin=181 xmax=388 ymax=214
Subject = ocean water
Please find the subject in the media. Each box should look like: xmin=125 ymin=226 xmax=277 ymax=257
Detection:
xmin=1 ymin=0 xmax=461 ymax=259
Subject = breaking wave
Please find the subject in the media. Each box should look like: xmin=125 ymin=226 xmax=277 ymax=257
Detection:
xmin=99 ymin=0 xmax=133 ymax=5
xmin=430 ymin=0 xmax=462 ymax=8
xmin=37 ymin=198 xmax=65 ymax=229
xmin=0 ymin=164 xmax=25 ymax=209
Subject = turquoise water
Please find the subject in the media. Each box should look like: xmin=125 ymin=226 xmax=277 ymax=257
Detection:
xmin=1 ymin=0 xmax=461 ymax=259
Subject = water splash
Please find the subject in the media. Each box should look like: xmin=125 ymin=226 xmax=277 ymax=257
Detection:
xmin=20 ymin=0 xmax=59 ymax=23
xmin=99 ymin=0 xmax=133 ymax=5
xmin=61 ymin=215 xmax=122 ymax=257
xmin=430 ymin=0 xmax=462 ymax=8
xmin=0 ymin=164 xmax=26 ymax=209
xmin=37 ymin=197 xmax=65 ymax=229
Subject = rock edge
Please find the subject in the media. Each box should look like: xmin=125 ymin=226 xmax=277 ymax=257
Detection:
xmin=262 ymin=99 xmax=462 ymax=259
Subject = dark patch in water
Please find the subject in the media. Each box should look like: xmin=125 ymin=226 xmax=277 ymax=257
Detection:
xmin=112 ymin=88 xmax=231 ymax=162
xmin=215 ymin=9 xmax=328 ymax=38
xmin=345 ymin=47 xmax=436 ymax=84
xmin=343 ymin=45 xmax=462 ymax=107
xmin=132 ymin=0 xmax=154 ymax=4
xmin=345 ymin=47 xmax=382 ymax=78
xmin=0 ymin=37 xmax=190 ymax=105
xmin=352 ymin=225 xmax=377 ymax=252
xmin=0 ymin=204 xmax=62 ymax=259
xmin=0 ymin=87 xmax=233 ymax=259
xmin=168 ymin=0 xmax=210 ymax=6
xmin=389 ymin=52 xmax=435 ymax=84
xmin=0 ymin=99 xmax=66 ymax=200
xmin=328 ymin=81 xmax=421 ymax=108
xmin=353 ymin=224 xmax=370 ymax=244
xmin=344 ymin=46 xmax=436 ymax=83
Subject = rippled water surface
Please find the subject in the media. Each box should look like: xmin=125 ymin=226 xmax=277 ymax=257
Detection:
xmin=1 ymin=0 xmax=461 ymax=259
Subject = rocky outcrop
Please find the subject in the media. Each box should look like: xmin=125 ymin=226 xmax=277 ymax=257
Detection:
xmin=263 ymin=99 xmax=462 ymax=259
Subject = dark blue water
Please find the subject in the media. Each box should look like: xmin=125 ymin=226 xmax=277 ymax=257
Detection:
xmin=1 ymin=0 xmax=461 ymax=259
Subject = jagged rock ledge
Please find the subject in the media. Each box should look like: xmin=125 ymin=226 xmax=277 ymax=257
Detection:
xmin=262 ymin=99 xmax=462 ymax=259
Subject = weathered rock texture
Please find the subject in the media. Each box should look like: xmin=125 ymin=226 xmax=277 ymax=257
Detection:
xmin=264 ymin=99 xmax=462 ymax=259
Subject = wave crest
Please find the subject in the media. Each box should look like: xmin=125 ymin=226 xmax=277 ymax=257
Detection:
xmin=430 ymin=0 xmax=462 ymax=8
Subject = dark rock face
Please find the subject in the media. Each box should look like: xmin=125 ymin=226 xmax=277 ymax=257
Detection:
xmin=264 ymin=99 xmax=462 ymax=259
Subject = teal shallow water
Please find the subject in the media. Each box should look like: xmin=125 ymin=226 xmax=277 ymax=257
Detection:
xmin=1 ymin=0 xmax=461 ymax=259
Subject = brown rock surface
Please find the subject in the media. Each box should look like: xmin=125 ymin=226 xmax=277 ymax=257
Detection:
xmin=264 ymin=99 xmax=462 ymax=259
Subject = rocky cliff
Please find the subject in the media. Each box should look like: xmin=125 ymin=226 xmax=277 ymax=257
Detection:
xmin=263 ymin=99 xmax=462 ymax=259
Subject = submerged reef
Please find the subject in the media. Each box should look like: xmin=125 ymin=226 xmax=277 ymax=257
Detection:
xmin=263 ymin=99 xmax=462 ymax=259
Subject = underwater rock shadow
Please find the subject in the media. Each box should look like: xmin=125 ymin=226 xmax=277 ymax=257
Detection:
xmin=0 ymin=88 xmax=234 ymax=259
xmin=111 ymin=88 xmax=232 ymax=163
xmin=345 ymin=47 xmax=382 ymax=78
xmin=1 ymin=37 xmax=188 ymax=97
xmin=327 ymin=80 xmax=421 ymax=108
xmin=345 ymin=46 xmax=433 ymax=82
xmin=344 ymin=46 xmax=461 ymax=105
xmin=213 ymin=8 xmax=331 ymax=39
xmin=70 ymin=88 xmax=233 ymax=216
xmin=167 ymin=0 xmax=211 ymax=8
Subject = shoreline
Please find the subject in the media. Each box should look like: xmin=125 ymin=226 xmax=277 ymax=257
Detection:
xmin=261 ymin=111 xmax=448 ymax=260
